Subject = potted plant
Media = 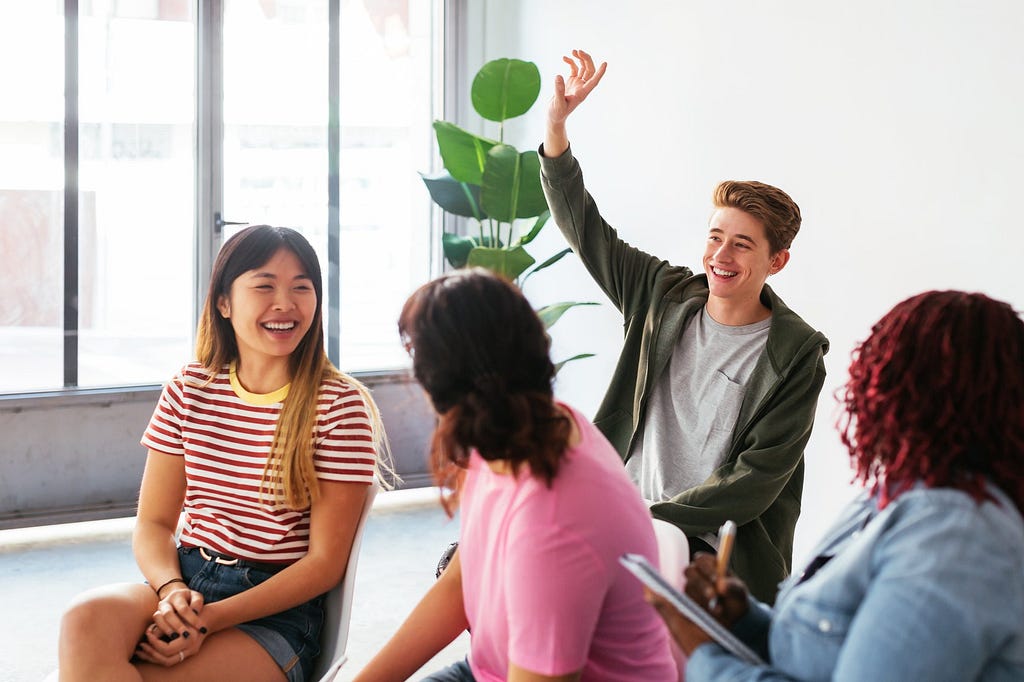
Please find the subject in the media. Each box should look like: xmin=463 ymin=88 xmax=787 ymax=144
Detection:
xmin=420 ymin=57 xmax=596 ymax=370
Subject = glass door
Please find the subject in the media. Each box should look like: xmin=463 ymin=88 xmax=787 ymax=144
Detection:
xmin=219 ymin=0 xmax=438 ymax=372
xmin=0 ymin=2 xmax=197 ymax=392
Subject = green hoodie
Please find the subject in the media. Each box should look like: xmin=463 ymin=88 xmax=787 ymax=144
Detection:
xmin=540 ymin=146 xmax=829 ymax=603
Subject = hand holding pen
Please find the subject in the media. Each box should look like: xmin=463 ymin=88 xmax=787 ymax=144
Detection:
xmin=683 ymin=520 xmax=750 ymax=627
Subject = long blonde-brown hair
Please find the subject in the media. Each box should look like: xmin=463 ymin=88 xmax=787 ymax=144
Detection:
xmin=195 ymin=225 xmax=394 ymax=508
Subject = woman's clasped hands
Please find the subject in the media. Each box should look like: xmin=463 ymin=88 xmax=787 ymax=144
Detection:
xmin=134 ymin=584 xmax=209 ymax=666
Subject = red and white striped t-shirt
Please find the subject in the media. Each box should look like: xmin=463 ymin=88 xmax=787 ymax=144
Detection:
xmin=141 ymin=363 xmax=376 ymax=563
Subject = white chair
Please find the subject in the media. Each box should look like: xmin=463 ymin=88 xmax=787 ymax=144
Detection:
xmin=651 ymin=518 xmax=690 ymax=681
xmin=312 ymin=479 xmax=380 ymax=682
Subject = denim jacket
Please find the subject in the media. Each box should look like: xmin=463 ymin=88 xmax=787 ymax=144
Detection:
xmin=686 ymin=482 xmax=1024 ymax=681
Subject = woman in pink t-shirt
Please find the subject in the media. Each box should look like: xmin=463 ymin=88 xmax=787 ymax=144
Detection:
xmin=355 ymin=269 xmax=676 ymax=682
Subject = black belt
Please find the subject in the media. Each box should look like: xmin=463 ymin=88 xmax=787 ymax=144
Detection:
xmin=191 ymin=546 xmax=289 ymax=574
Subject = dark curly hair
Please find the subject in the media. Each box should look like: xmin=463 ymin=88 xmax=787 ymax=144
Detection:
xmin=837 ymin=290 xmax=1024 ymax=511
xmin=398 ymin=268 xmax=571 ymax=513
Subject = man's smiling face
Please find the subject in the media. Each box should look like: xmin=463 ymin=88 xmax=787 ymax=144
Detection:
xmin=702 ymin=206 xmax=788 ymax=313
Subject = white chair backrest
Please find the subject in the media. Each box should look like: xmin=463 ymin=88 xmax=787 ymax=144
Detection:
xmin=312 ymin=479 xmax=379 ymax=682
xmin=651 ymin=517 xmax=690 ymax=682
xmin=652 ymin=518 xmax=689 ymax=591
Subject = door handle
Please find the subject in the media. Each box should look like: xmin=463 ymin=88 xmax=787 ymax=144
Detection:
xmin=213 ymin=212 xmax=247 ymax=235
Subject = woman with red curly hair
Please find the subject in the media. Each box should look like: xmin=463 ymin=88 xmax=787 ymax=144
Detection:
xmin=649 ymin=290 xmax=1024 ymax=681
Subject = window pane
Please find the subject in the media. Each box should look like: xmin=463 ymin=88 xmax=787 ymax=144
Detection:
xmin=223 ymin=0 xmax=437 ymax=372
xmin=77 ymin=2 xmax=196 ymax=387
xmin=221 ymin=0 xmax=331 ymax=335
xmin=338 ymin=0 xmax=435 ymax=370
xmin=0 ymin=4 xmax=65 ymax=392
xmin=222 ymin=0 xmax=331 ymax=238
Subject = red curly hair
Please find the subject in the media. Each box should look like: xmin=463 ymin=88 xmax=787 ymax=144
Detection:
xmin=837 ymin=290 xmax=1024 ymax=511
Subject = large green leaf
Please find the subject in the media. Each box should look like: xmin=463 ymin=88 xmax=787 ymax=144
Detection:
xmin=515 ymin=151 xmax=548 ymax=218
xmin=481 ymin=146 xmax=549 ymax=222
xmin=536 ymin=301 xmax=600 ymax=330
xmin=480 ymin=145 xmax=520 ymax=222
xmin=466 ymin=245 xmax=535 ymax=281
xmin=516 ymin=210 xmax=550 ymax=246
xmin=442 ymin=233 xmax=506 ymax=268
xmin=442 ymin=233 xmax=478 ymax=268
xmin=433 ymin=121 xmax=499 ymax=185
xmin=421 ymin=171 xmax=484 ymax=219
xmin=471 ymin=58 xmax=542 ymax=123
xmin=554 ymin=353 xmax=596 ymax=373
xmin=521 ymin=247 xmax=571 ymax=284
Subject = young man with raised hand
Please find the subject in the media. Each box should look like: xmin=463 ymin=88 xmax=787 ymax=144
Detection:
xmin=539 ymin=49 xmax=829 ymax=603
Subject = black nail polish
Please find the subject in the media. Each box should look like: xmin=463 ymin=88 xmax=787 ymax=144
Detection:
xmin=199 ymin=627 xmax=208 ymax=634
xmin=182 ymin=631 xmax=190 ymax=639
xmin=169 ymin=632 xmax=180 ymax=641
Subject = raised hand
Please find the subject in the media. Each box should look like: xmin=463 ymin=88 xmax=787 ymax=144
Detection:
xmin=544 ymin=49 xmax=607 ymax=156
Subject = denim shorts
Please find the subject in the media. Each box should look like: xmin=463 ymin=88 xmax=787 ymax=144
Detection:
xmin=177 ymin=545 xmax=325 ymax=682
xmin=421 ymin=657 xmax=476 ymax=681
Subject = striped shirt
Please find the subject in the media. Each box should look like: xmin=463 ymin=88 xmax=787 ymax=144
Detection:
xmin=141 ymin=363 xmax=376 ymax=563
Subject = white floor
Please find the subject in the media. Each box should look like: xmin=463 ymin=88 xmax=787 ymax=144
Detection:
xmin=0 ymin=488 xmax=469 ymax=682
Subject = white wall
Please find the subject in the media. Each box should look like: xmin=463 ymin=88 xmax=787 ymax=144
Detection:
xmin=462 ymin=0 xmax=1024 ymax=565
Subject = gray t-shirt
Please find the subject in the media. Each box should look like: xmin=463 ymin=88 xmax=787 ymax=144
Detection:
xmin=626 ymin=307 xmax=770 ymax=536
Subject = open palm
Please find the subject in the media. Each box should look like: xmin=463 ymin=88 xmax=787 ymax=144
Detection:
xmin=548 ymin=49 xmax=607 ymax=126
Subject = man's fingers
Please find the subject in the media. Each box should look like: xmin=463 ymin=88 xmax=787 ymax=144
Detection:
xmin=580 ymin=62 xmax=607 ymax=95
xmin=576 ymin=49 xmax=595 ymax=78
xmin=553 ymin=74 xmax=565 ymax=98
xmin=562 ymin=55 xmax=578 ymax=78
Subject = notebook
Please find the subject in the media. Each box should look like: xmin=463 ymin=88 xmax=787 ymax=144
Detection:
xmin=620 ymin=552 xmax=765 ymax=666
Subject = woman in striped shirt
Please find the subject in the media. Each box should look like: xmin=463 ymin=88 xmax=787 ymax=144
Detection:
xmin=55 ymin=225 xmax=389 ymax=682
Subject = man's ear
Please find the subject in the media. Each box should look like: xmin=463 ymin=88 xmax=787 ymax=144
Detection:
xmin=217 ymin=294 xmax=230 ymax=318
xmin=769 ymin=249 xmax=790 ymax=275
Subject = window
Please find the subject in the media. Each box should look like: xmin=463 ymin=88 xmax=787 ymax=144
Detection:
xmin=0 ymin=0 xmax=443 ymax=394
xmin=0 ymin=4 xmax=66 ymax=392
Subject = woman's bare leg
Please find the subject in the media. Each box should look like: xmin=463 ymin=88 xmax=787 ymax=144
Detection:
xmin=57 ymin=582 xmax=155 ymax=682
xmin=58 ymin=582 xmax=288 ymax=682
xmin=137 ymin=628 xmax=287 ymax=682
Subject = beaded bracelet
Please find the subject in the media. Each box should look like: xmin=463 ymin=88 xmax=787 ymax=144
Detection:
xmin=155 ymin=577 xmax=187 ymax=599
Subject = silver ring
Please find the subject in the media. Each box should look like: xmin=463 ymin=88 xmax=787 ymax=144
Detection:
xmin=179 ymin=651 xmax=185 ymax=663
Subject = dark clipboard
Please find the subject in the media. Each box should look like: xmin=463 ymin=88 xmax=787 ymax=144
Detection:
xmin=620 ymin=552 xmax=765 ymax=666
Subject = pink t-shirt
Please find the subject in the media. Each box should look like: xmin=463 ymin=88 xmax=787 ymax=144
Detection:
xmin=458 ymin=404 xmax=677 ymax=681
